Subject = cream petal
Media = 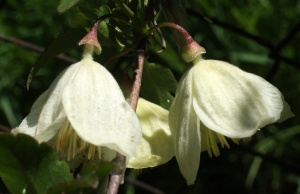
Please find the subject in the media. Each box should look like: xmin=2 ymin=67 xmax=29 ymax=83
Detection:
xmin=15 ymin=89 xmax=50 ymax=136
xmin=10 ymin=128 xmax=20 ymax=135
xmin=278 ymin=96 xmax=294 ymax=123
xmin=62 ymin=57 xmax=142 ymax=160
xmin=127 ymin=98 xmax=173 ymax=168
xmin=192 ymin=59 xmax=290 ymax=138
xmin=169 ymin=71 xmax=201 ymax=185
xmin=36 ymin=62 xmax=83 ymax=134
xmin=101 ymin=147 xmax=117 ymax=162
xmin=34 ymin=111 xmax=66 ymax=143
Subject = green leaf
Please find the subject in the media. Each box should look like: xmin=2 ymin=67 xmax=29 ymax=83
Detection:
xmin=112 ymin=1 xmax=139 ymax=27
xmin=78 ymin=7 xmax=98 ymax=20
xmin=122 ymin=3 xmax=135 ymax=20
xmin=47 ymin=181 xmax=95 ymax=194
xmin=47 ymin=162 xmax=115 ymax=194
xmin=97 ymin=20 xmax=123 ymax=49
xmin=57 ymin=0 xmax=80 ymax=14
xmin=230 ymin=51 xmax=272 ymax=65
xmin=27 ymin=28 xmax=86 ymax=89
xmin=94 ymin=5 xmax=112 ymax=17
xmin=0 ymin=134 xmax=72 ymax=194
xmin=79 ymin=162 xmax=115 ymax=184
xmin=140 ymin=62 xmax=178 ymax=109
xmin=77 ymin=165 xmax=99 ymax=186
xmin=71 ymin=13 xmax=92 ymax=26
xmin=95 ymin=162 xmax=116 ymax=183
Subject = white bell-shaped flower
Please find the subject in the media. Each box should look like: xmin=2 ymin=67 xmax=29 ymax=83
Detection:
xmin=127 ymin=98 xmax=174 ymax=169
xmin=12 ymin=45 xmax=142 ymax=167
xmin=169 ymin=56 xmax=294 ymax=185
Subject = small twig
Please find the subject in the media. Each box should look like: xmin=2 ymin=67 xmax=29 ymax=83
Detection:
xmin=266 ymin=59 xmax=280 ymax=81
xmin=125 ymin=177 xmax=165 ymax=194
xmin=107 ymin=153 xmax=126 ymax=194
xmin=129 ymin=49 xmax=145 ymax=111
xmin=266 ymin=20 xmax=300 ymax=80
xmin=238 ymin=145 xmax=300 ymax=175
xmin=102 ymin=40 xmax=140 ymax=66
xmin=188 ymin=0 xmax=212 ymax=23
xmin=187 ymin=9 xmax=274 ymax=49
xmin=107 ymin=40 xmax=146 ymax=194
xmin=270 ymin=53 xmax=300 ymax=69
xmin=0 ymin=124 xmax=11 ymax=133
xmin=0 ymin=33 xmax=77 ymax=64
xmin=186 ymin=9 xmax=300 ymax=70
xmin=275 ymin=20 xmax=300 ymax=51
xmin=153 ymin=19 xmax=166 ymax=53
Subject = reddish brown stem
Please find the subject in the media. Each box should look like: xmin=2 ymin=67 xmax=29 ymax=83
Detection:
xmin=107 ymin=46 xmax=145 ymax=194
xmin=147 ymin=22 xmax=194 ymax=45
xmin=0 ymin=33 xmax=77 ymax=64
xmin=107 ymin=153 xmax=126 ymax=194
xmin=0 ymin=124 xmax=11 ymax=133
xmin=129 ymin=49 xmax=145 ymax=111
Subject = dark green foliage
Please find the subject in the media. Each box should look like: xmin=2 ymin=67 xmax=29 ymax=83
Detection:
xmin=27 ymin=28 xmax=86 ymax=88
xmin=47 ymin=162 xmax=115 ymax=194
xmin=140 ymin=62 xmax=177 ymax=110
xmin=0 ymin=134 xmax=116 ymax=194
xmin=57 ymin=0 xmax=80 ymax=14
xmin=0 ymin=0 xmax=299 ymax=193
xmin=0 ymin=134 xmax=73 ymax=194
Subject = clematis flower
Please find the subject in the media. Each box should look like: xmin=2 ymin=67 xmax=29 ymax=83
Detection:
xmin=127 ymin=98 xmax=174 ymax=169
xmin=12 ymin=44 xmax=142 ymax=168
xmin=169 ymin=54 xmax=294 ymax=185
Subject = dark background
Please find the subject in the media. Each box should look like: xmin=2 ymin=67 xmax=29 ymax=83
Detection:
xmin=0 ymin=0 xmax=299 ymax=193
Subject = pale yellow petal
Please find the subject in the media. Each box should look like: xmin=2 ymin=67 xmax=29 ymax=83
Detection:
xmin=127 ymin=98 xmax=173 ymax=168
xmin=169 ymin=70 xmax=201 ymax=185
xmin=192 ymin=59 xmax=292 ymax=138
xmin=62 ymin=56 xmax=142 ymax=160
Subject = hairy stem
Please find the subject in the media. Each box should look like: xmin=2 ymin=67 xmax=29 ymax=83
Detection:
xmin=107 ymin=40 xmax=146 ymax=194
xmin=147 ymin=22 xmax=194 ymax=45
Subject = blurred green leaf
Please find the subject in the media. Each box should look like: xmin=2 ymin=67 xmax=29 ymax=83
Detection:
xmin=78 ymin=7 xmax=98 ymax=20
xmin=47 ymin=181 xmax=95 ymax=194
xmin=94 ymin=5 xmax=112 ymax=17
xmin=57 ymin=0 xmax=80 ymax=14
xmin=97 ymin=21 xmax=114 ymax=46
xmin=79 ymin=162 xmax=115 ymax=184
xmin=97 ymin=20 xmax=124 ymax=49
xmin=47 ymin=162 xmax=115 ymax=194
xmin=140 ymin=62 xmax=178 ymax=109
xmin=1 ymin=0 xmax=299 ymax=193
xmin=0 ymin=96 xmax=19 ymax=127
xmin=71 ymin=13 xmax=92 ymax=26
xmin=27 ymin=28 xmax=86 ymax=89
xmin=0 ymin=134 xmax=72 ymax=194
xmin=255 ymin=125 xmax=300 ymax=153
xmin=230 ymin=52 xmax=272 ymax=65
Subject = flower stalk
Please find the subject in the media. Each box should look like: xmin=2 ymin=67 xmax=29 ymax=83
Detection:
xmin=147 ymin=22 xmax=205 ymax=62
xmin=107 ymin=39 xmax=147 ymax=194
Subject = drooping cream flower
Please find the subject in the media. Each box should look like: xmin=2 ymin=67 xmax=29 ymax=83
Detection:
xmin=169 ymin=56 xmax=294 ymax=185
xmin=127 ymin=98 xmax=174 ymax=169
xmin=12 ymin=45 xmax=142 ymax=167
